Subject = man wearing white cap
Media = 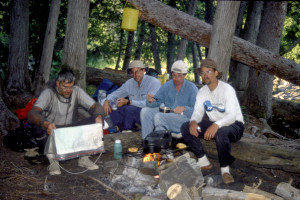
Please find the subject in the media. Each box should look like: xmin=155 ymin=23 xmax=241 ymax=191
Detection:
xmin=140 ymin=60 xmax=198 ymax=139
xmin=181 ymin=58 xmax=244 ymax=184
xmin=103 ymin=60 xmax=160 ymax=132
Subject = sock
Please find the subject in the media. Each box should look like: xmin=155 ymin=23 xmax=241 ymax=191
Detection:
xmin=221 ymin=166 xmax=230 ymax=175
xmin=197 ymin=155 xmax=210 ymax=167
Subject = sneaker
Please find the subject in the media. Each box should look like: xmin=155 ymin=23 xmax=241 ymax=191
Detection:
xmin=222 ymin=172 xmax=234 ymax=184
xmin=78 ymin=156 xmax=99 ymax=170
xmin=48 ymin=162 xmax=61 ymax=175
xmin=46 ymin=154 xmax=61 ymax=175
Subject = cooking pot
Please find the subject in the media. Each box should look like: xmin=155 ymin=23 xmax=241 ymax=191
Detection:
xmin=143 ymin=130 xmax=172 ymax=154
xmin=159 ymin=106 xmax=172 ymax=113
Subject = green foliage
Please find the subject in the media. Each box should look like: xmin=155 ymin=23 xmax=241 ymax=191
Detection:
xmin=280 ymin=1 xmax=300 ymax=63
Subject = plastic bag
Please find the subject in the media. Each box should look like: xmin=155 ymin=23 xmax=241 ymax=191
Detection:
xmin=3 ymin=121 xmax=37 ymax=152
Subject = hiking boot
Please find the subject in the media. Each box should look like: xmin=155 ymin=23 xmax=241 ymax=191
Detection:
xmin=78 ymin=156 xmax=99 ymax=170
xmin=200 ymin=163 xmax=213 ymax=171
xmin=46 ymin=154 xmax=61 ymax=175
xmin=222 ymin=172 xmax=234 ymax=184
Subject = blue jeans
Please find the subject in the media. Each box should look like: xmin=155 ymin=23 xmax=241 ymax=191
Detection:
xmin=140 ymin=107 xmax=190 ymax=139
xmin=110 ymin=105 xmax=141 ymax=131
xmin=181 ymin=120 xmax=244 ymax=167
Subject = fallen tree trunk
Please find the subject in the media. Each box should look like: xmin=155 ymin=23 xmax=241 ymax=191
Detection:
xmin=86 ymin=67 xmax=130 ymax=87
xmin=128 ymin=0 xmax=300 ymax=85
xmin=202 ymin=137 xmax=300 ymax=173
xmin=103 ymin=132 xmax=300 ymax=173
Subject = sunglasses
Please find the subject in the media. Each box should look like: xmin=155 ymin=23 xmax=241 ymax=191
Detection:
xmin=203 ymin=100 xmax=225 ymax=113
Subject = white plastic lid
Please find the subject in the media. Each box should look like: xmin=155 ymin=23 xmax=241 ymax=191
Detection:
xmin=115 ymin=139 xmax=121 ymax=143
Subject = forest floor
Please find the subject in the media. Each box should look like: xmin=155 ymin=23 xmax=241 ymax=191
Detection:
xmin=0 ymin=78 xmax=299 ymax=200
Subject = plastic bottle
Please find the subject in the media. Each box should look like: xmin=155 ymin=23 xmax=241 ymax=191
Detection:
xmin=98 ymin=90 xmax=106 ymax=106
xmin=114 ymin=139 xmax=122 ymax=159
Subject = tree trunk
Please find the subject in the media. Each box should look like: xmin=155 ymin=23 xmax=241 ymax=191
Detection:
xmin=192 ymin=43 xmax=200 ymax=84
xmin=243 ymin=2 xmax=287 ymax=119
xmin=5 ymin=0 xmax=31 ymax=102
xmin=127 ymin=0 xmax=300 ymax=85
xmin=149 ymin=23 xmax=161 ymax=74
xmin=207 ymin=1 xmax=240 ymax=82
xmin=232 ymin=1 xmax=263 ymax=93
xmin=122 ymin=31 xmax=134 ymax=71
xmin=167 ymin=31 xmax=175 ymax=74
xmin=0 ymin=80 xmax=19 ymax=135
xmin=176 ymin=0 xmax=198 ymax=61
xmin=134 ymin=21 xmax=145 ymax=60
xmin=115 ymin=29 xmax=124 ymax=70
xmin=34 ymin=0 xmax=61 ymax=96
xmin=204 ymin=0 xmax=213 ymax=57
xmin=228 ymin=1 xmax=247 ymax=85
xmin=62 ymin=0 xmax=90 ymax=90
xmin=166 ymin=0 xmax=176 ymax=74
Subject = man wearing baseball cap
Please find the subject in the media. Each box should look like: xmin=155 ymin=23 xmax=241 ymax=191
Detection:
xmin=140 ymin=60 xmax=198 ymax=139
xmin=181 ymin=58 xmax=244 ymax=184
xmin=103 ymin=60 xmax=160 ymax=132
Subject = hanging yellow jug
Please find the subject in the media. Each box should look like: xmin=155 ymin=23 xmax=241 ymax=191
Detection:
xmin=121 ymin=7 xmax=139 ymax=32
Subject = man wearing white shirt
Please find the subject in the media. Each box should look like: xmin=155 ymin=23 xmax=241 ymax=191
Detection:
xmin=181 ymin=58 xmax=244 ymax=184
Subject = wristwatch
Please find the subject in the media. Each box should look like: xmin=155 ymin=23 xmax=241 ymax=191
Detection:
xmin=127 ymin=99 xmax=130 ymax=105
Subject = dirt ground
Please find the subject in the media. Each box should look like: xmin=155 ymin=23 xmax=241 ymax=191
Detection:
xmin=1 ymin=130 xmax=300 ymax=200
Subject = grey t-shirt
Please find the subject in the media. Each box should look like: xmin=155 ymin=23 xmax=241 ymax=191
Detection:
xmin=34 ymin=85 xmax=95 ymax=126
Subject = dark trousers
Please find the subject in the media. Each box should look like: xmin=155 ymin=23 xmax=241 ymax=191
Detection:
xmin=181 ymin=120 xmax=244 ymax=167
xmin=31 ymin=116 xmax=97 ymax=154
xmin=110 ymin=105 xmax=141 ymax=131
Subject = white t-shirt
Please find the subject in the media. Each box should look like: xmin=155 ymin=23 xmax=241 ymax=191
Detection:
xmin=190 ymin=80 xmax=244 ymax=128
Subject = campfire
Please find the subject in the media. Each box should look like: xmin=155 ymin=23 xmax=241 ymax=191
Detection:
xmin=142 ymin=153 xmax=162 ymax=165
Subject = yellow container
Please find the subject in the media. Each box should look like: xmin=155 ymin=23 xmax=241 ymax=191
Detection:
xmin=121 ymin=8 xmax=139 ymax=31
xmin=158 ymin=74 xmax=168 ymax=85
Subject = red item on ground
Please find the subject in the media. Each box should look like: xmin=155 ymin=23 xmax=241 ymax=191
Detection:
xmin=103 ymin=129 xmax=109 ymax=135
xmin=15 ymin=98 xmax=38 ymax=120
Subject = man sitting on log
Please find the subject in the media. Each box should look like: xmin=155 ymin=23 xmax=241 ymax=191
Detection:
xmin=181 ymin=59 xmax=244 ymax=184
xmin=27 ymin=68 xmax=105 ymax=175
xmin=140 ymin=60 xmax=198 ymax=139
xmin=103 ymin=60 xmax=161 ymax=132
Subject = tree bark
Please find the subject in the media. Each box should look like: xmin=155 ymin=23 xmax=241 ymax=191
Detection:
xmin=243 ymin=2 xmax=287 ymax=119
xmin=134 ymin=21 xmax=145 ymax=60
xmin=62 ymin=0 xmax=90 ymax=90
xmin=122 ymin=31 xmax=134 ymax=71
xmin=149 ymin=23 xmax=161 ymax=74
xmin=0 ymin=80 xmax=19 ymax=135
xmin=34 ymin=0 xmax=61 ymax=96
xmin=192 ymin=43 xmax=200 ymax=84
xmin=167 ymin=31 xmax=175 ymax=74
xmin=176 ymin=0 xmax=198 ymax=61
xmin=232 ymin=1 xmax=263 ymax=92
xmin=115 ymin=29 xmax=124 ymax=70
xmin=127 ymin=0 xmax=300 ymax=85
xmin=204 ymin=0 xmax=213 ymax=57
xmin=228 ymin=1 xmax=247 ymax=85
xmin=207 ymin=1 xmax=240 ymax=82
xmin=5 ymin=0 xmax=31 ymax=101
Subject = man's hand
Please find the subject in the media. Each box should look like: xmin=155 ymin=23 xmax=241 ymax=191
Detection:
xmin=204 ymin=123 xmax=219 ymax=140
xmin=95 ymin=115 xmax=103 ymax=124
xmin=147 ymin=94 xmax=156 ymax=103
xmin=173 ymin=106 xmax=186 ymax=115
xmin=103 ymin=100 xmax=111 ymax=116
xmin=117 ymin=98 xmax=128 ymax=107
xmin=189 ymin=120 xmax=200 ymax=137
xmin=47 ymin=123 xmax=56 ymax=135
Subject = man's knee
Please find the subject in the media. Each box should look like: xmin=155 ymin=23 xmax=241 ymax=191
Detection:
xmin=181 ymin=121 xmax=190 ymax=137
